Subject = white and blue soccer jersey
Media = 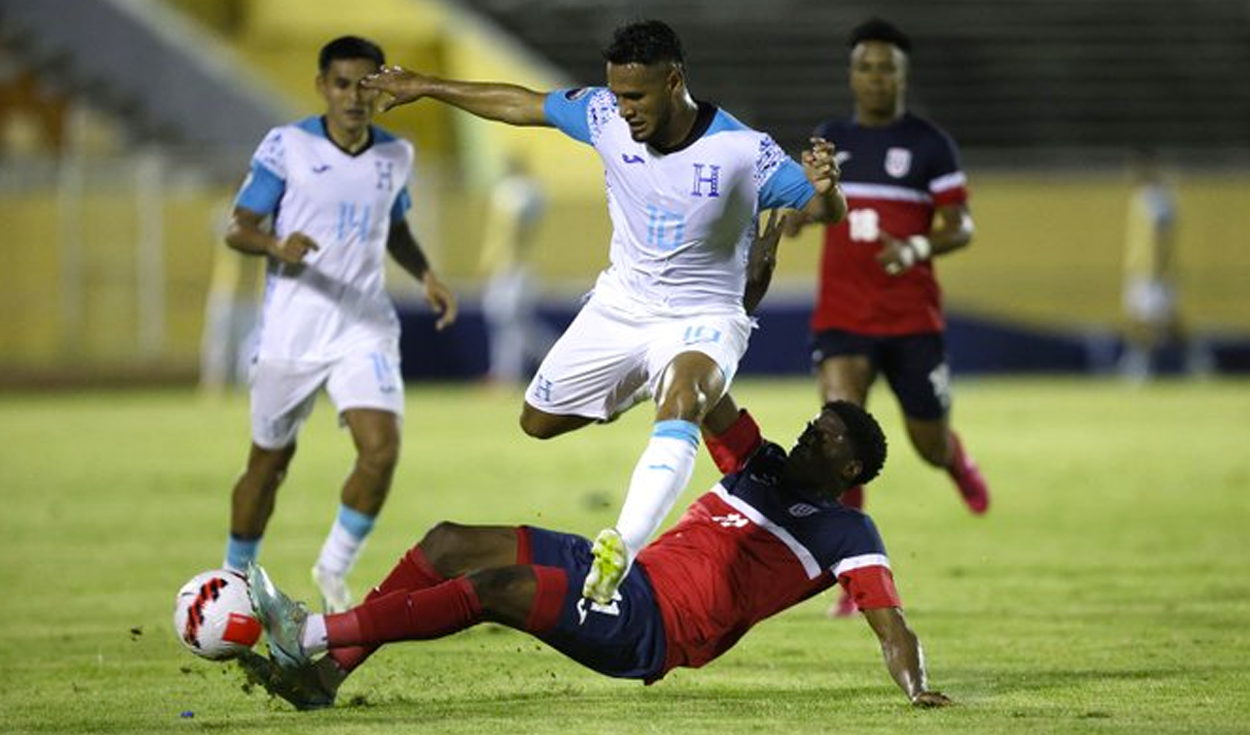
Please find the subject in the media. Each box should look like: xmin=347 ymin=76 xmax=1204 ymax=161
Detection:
xmin=235 ymin=116 xmax=414 ymax=362
xmin=544 ymin=88 xmax=816 ymax=315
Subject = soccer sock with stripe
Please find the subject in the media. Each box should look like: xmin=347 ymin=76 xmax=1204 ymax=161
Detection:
xmin=702 ymin=408 xmax=762 ymax=474
xmin=614 ymin=419 xmax=700 ymax=561
xmin=321 ymin=577 xmax=483 ymax=649
xmin=314 ymin=504 xmax=376 ymax=578
xmin=223 ymin=534 xmax=262 ymax=573
xmin=327 ymin=543 xmax=446 ymax=672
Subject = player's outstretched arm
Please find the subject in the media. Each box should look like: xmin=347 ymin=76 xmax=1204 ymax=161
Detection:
xmin=362 ymin=66 xmax=549 ymax=127
xmin=799 ymin=137 xmax=848 ymax=224
xmin=388 ymin=220 xmax=458 ymax=330
xmin=861 ymin=606 xmax=952 ymax=708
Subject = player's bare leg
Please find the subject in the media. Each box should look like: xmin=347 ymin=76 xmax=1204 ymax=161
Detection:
xmin=586 ymin=352 xmax=724 ymax=604
xmin=225 ymin=443 xmax=296 ymax=571
xmin=904 ymin=416 xmax=989 ymax=515
xmin=518 ymin=404 xmax=597 ymax=439
xmin=312 ymin=409 xmax=401 ymax=613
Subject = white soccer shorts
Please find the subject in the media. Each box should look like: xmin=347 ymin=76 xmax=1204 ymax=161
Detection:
xmin=248 ymin=350 xmax=404 ymax=449
xmin=525 ymin=295 xmax=752 ymax=420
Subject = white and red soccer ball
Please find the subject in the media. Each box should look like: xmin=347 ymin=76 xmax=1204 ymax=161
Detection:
xmin=173 ymin=569 xmax=261 ymax=660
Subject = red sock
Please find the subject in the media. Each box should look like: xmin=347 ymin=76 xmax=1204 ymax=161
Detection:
xmin=703 ymin=409 xmax=763 ymax=474
xmin=840 ymin=485 xmax=865 ymax=510
xmin=326 ymin=577 xmax=482 ymax=648
xmin=328 ymin=544 xmax=446 ymax=672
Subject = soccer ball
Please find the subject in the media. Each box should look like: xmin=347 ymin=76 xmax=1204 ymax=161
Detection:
xmin=173 ymin=569 xmax=262 ymax=661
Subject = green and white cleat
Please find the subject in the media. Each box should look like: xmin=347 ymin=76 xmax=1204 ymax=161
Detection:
xmin=237 ymin=649 xmax=341 ymax=711
xmin=311 ymin=564 xmax=353 ymax=614
xmin=246 ymin=563 xmax=311 ymax=670
xmin=582 ymin=528 xmax=628 ymax=605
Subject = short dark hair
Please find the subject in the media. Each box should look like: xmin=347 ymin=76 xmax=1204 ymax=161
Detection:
xmin=602 ymin=20 xmax=685 ymax=66
xmin=318 ymin=36 xmax=386 ymax=74
xmin=847 ymin=17 xmax=912 ymax=54
xmin=823 ymin=400 xmax=887 ymax=486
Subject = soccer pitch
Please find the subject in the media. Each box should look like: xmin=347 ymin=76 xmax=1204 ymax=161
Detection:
xmin=1 ymin=377 xmax=1247 ymax=734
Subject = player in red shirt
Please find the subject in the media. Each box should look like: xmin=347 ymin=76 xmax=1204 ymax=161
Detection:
xmin=787 ymin=19 xmax=991 ymax=618
xmin=240 ymin=400 xmax=951 ymax=710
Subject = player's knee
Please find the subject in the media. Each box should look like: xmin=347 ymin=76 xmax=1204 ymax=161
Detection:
xmin=356 ymin=436 xmax=400 ymax=476
xmin=420 ymin=521 xmax=474 ymax=572
xmin=519 ymin=411 xmax=558 ymax=439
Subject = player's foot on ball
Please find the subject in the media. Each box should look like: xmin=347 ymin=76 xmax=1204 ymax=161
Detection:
xmin=583 ymin=527 xmax=628 ymax=605
xmin=237 ymin=649 xmax=342 ymax=711
xmin=247 ymin=563 xmax=311 ymax=669
xmin=311 ymin=564 xmax=353 ymax=614
xmin=828 ymin=590 xmax=858 ymax=619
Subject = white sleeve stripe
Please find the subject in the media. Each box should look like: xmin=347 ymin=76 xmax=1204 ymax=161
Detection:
xmin=833 ymin=553 xmax=891 ymax=577
xmin=929 ymin=171 xmax=967 ymax=194
xmin=841 ymin=182 xmax=933 ymax=204
xmin=712 ymin=485 xmax=823 ymax=579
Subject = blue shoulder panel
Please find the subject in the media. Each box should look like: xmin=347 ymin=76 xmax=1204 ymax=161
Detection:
xmin=759 ymin=159 xmax=814 ymax=211
xmin=235 ymin=162 xmax=285 ymax=215
xmin=544 ymin=88 xmax=598 ymax=144
xmin=390 ymin=185 xmax=412 ymax=221
xmin=294 ymin=116 xmax=326 ymax=138
xmin=704 ymin=109 xmax=749 ymax=137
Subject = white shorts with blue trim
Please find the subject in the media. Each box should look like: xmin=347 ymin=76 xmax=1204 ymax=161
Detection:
xmin=248 ymin=349 xmax=404 ymax=449
xmin=524 ymin=293 xmax=752 ymax=421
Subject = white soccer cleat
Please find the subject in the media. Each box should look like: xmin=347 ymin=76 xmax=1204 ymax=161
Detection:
xmin=246 ymin=563 xmax=311 ymax=670
xmin=582 ymin=528 xmax=628 ymax=605
xmin=311 ymin=565 xmax=353 ymax=614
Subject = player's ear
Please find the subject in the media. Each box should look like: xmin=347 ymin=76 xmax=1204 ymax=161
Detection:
xmin=666 ymin=64 xmax=684 ymax=94
xmin=840 ymin=459 xmax=863 ymax=483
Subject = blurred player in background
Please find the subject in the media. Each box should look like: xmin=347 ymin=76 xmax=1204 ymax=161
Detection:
xmin=362 ymin=19 xmax=846 ymax=606
xmin=479 ymin=154 xmax=555 ymax=386
xmin=241 ymin=400 xmax=952 ymax=711
xmin=199 ymin=196 xmax=262 ymax=397
xmin=1118 ymin=150 xmax=1212 ymax=381
xmin=787 ymin=18 xmax=990 ymax=616
xmin=220 ymin=36 xmax=457 ymax=613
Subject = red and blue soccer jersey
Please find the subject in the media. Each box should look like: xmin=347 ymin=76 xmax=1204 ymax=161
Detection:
xmin=637 ymin=442 xmax=901 ymax=676
xmin=811 ymin=113 xmax=969 ymax=335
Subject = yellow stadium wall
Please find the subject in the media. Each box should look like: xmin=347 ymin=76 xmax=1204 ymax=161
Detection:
xmin=2 ymin=174 xmax=1247 ymax=376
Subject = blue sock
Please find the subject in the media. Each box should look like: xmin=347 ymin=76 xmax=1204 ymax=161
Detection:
xmin=224 ymin=535 xmax=261 ymax=573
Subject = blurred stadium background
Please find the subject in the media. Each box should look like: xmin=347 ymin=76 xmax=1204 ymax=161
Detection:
xmin=1 ymin=0 xmax=1248 ymax=386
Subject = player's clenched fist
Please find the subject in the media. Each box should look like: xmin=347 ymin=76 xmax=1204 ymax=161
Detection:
xmin=801 ymin=137 xmax=842 ymax=193
xmin=361 ymin=65 xmax=430 ymax=112
xmin=268 ymin=232 xmax=319 ymax=265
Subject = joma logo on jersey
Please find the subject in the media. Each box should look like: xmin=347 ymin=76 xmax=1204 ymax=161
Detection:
xmin=690 ymin=163 xmax=721 ymax=197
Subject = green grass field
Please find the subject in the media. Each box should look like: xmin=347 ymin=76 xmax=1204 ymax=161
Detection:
xmin=2 ymin=377 xmax=1248 ymax=734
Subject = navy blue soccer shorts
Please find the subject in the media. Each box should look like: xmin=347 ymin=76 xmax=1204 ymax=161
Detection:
xmin=811 ymin=329 xmax=952 ymax=420
xmin=521 ymin=526 xmax=667 ymax=680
